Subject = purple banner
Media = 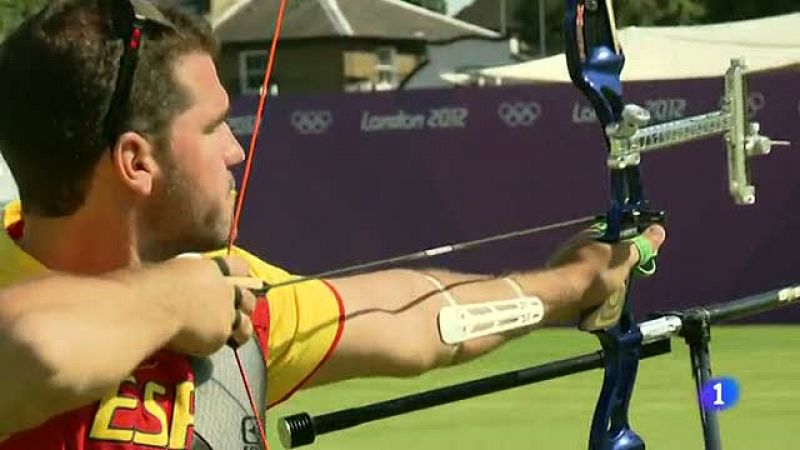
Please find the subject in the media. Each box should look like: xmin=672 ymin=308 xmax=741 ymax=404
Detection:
xmin=230 ymin=70 xmax=800 ymax=322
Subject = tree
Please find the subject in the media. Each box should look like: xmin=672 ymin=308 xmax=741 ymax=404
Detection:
xmin=512 ymin=0 xmax=797 ymax=58
xmin=703 ymin=0 xmax=799 ymax=23
xmin=402 ymin=0 xmax=447 ymax=15
xmin=513 ymin=0 xmax=708 ymax=56
xmin=0 ymin=0 xmax=45 ymax=41
xmin=614 ymin=0 xmax=706 ymax=27
xmin=513 ymin=0 xmax=566 ymax=55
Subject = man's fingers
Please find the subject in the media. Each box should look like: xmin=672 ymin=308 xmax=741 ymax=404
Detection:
xmin=211 ymin=256 xmax=231 ymax=276
xmin=626 ymin=224 xmax=667 ymax=269
xmin=642 ymin=224 xmax=667 ymax=250
xmin=210 ymin=255 xmax=250 ymax=277
xmin=224 ymin=256 xmax=251 ymax=276
xmin=228 ymin=314 xmax=254 ymax=349
xmin=634 ymin=225 xmax=667 ymax=256
xmin=231 ymin=308 xmax=242 ymax=331
xmin=227 ymin=285 xmax=256 ymax=349
xmin=226 ymin=276 xmax=264 ymax=291
xmin=238 ymin=287 xmax=257 ymax=316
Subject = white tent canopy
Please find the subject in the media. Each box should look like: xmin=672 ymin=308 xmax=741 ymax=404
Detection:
xmin=476 ymin=13 xmax=800 ymax=83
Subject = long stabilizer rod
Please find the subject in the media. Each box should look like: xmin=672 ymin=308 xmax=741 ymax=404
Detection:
xmin=279 ymin=340 xmax=671 ymax=448
xmin=278 ymin=283 xmax=800 ymax=448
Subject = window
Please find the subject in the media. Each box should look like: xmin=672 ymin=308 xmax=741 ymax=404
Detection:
xmin=374 ymin=47 xmax=397 ymax=91
xmin=239 ymin=50 xmax=278 ymax=95
xmin=176 ymin=0 xmax=210 ymax=15
xmin=344 ymin=78 xmax=374 ymax=93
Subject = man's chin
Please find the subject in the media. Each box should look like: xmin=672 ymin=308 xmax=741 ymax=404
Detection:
xmin=175 ymin=234 xmax=229 ymax=256
xmin=172 ymin=221 xmax=233 ymax=255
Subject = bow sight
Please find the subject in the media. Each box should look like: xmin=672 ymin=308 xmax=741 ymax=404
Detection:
xmin=606 ymin=58 xmax=790 ymax=205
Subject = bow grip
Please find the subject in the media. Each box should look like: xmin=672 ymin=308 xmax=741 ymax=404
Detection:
xmin=580 ymin=211 xmax=664 ymax=332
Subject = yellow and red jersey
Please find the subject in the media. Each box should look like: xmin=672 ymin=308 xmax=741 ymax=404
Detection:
xmin=0 ymin=201 xmax=345 ymax=449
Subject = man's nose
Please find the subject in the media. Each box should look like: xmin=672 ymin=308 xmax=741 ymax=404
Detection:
xmin=223 ymin=124 xmax=246 ymax=166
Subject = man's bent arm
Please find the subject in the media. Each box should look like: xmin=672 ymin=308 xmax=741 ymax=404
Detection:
xmin=0 ymin=259 xmax=221 ymax=434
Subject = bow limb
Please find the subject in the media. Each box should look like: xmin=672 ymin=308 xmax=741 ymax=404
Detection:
xmin=564 ymin=1 xmax=664 ymax=449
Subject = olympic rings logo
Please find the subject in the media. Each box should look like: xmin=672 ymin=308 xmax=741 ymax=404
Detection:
xmin=290 ymin=110 xmax=334 ymax=135
xmin=747 ymin=92 xmax=766 ymax=117
xmin=497 ymin=101 xmax=542 ymax=127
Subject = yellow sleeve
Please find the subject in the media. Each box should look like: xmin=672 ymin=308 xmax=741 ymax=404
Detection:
xmin=5 ymin=201 xmax=344 ymax=406
xmin=3 ymin=200 xmax=21 ymax=228
xmin=206 ymin=247 xmax=345 ymax=408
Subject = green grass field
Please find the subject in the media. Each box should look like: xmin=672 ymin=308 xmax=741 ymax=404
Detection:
xmin=266 ymin=326 xmax=800 ymax=450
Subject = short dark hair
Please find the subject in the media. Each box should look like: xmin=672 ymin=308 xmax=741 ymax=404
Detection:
xmin=0 ymin=0 xmax=218 ymax=216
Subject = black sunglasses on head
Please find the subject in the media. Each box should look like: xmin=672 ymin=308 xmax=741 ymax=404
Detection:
xmin=104 ymin=0 xmax=177 ymax=147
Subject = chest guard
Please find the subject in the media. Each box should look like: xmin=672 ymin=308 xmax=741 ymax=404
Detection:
xmin=191 ymin=337 xmax=267 ymax=450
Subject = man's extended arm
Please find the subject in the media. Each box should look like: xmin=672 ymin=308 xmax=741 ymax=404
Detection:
xmin=309 ymin=226 xmax=666 ymax=384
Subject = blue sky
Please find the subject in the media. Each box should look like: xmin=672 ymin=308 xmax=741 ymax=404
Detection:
xmin=446 ymin=0 xmax=473 ymax=15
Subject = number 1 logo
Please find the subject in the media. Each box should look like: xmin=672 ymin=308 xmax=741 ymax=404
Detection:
xmin=701 ymin=376 xmax=740 ymax=411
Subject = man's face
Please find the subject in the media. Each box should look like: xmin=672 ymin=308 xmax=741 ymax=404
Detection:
xmin=139 ymin=52 xmax=245 ymax=260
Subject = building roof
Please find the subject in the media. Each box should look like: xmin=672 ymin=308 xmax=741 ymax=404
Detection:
xmin=214 ymin=0 xmax=500 ymax=43
xmin=455 ymin=0 xmax=525 ymax=33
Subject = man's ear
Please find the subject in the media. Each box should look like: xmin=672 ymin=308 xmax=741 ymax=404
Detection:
xmin=109 ymin=131 xmax=160 ymax=196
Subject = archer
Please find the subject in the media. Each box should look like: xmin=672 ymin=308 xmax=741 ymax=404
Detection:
xmin=0 ymin=1 xmax=664 ymax=448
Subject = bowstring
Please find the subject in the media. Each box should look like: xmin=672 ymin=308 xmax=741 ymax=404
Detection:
xmin=225 ymin=1 xmax=290 ymax=448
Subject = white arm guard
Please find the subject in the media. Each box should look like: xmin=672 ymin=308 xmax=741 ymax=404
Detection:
xmin=422 ymin=274 xmax=545 ymax=345
xmin=438 ymin=296 xmax=545 ymax=344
